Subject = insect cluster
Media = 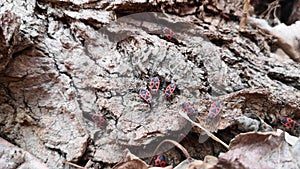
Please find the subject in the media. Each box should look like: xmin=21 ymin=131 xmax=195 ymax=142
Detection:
xmin=139 ymin=77 xmax=176 ymax=105
xmin=181 ymin=100 xmax=223 ymax=124
xmin=154 ymin=154 xmax=168 ymax=167
xmin=281 ymin=117 xmax=298 ymax=130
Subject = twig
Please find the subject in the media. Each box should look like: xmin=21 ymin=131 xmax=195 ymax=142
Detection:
xmin=149 ymin=139 xmax=191 ymax=165
xmin=63 ymin=161 xmax=86 ymax=169
xmin=240 ymin=0 xmax=250 ymax=32
xmin=178 ymin=111 xmax=229 ymax=149
xmin=260 ymin=0 xmax=280 ymax=20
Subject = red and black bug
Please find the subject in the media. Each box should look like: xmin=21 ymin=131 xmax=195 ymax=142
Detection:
xmin=182 ymin=102 xmax=198 ymax=117
xmin=164 ymin=83 xmax=176 ymax=99
xmin=140 ymin=89 xmax=152 ymax=104
xmin=281 ymin=117 xmax=298 ymax=129
xmin=92 ymin=114 xmax=108 ymax=129
xmin=220 ymin=12 xmax=231 ymax=20
xmin=154 ymin=155 xmax=167 ymax=167
xmin=162 ymin=26 xmax=178 ymax=43
xmin=205 ymin=101 xmax=223 ymax=129
xmin=149 ymin=77 xmax=160 ymax=93
xmin=208 ymin=101 xmax=222 ymax=119
xmin=220 ymin=12 xmax=240 ymax=22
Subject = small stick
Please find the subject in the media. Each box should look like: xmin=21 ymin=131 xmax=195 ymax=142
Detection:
xmin=63 ymin=161 xmax=86 ymax=169
xmin=178 ymin=111 xmax=229 ymax=149
xmin=240 ymin=0 xmax=250 ymax=32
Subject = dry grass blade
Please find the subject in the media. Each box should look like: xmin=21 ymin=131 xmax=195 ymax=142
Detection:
xmin=260 ymin=0 xmax=280 ymax=20
xmin=240 ymin=0 xmax=250 ymax=32
xmin=63 ymin=161 xmax=86 ymax=169
xmin=149 ymin=139 xmax=191 ymax=165
xmin=178 ymin=111 xmax=229 ymax=149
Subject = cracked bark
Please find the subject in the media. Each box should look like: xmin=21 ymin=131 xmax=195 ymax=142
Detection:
xmin=0 ymin=0 xmax=300 ymax=169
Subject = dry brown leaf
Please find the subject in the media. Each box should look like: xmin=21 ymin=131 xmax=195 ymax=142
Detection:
xmin=216 ymin=131 xmax=300 ymax=169
xmin=112 ymin=149 xmax=149 ymax=169
xmin=112 ymin=159 xmax=149 ymax=169
xmin=174 ymin=158 xmax=196 ymax=169
xmin=247 ymin=17 xmax=300 ymax=62
xmin=149 ymin=139 xmax=191 ymax=164
xmin=203 ymin=155 xmax=218 ymax=167
xmin=174 ymin=156 xmax=218 ymax=169
xmin=149 ymin=166 xmax=173 ymax=169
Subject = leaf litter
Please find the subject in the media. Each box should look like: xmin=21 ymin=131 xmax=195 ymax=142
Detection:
xmin=216 ymin=130 xmax=300 ymax=169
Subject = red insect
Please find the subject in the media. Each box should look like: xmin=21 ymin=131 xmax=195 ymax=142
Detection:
xmin=205 ymin=101 xmax=223 ymax=130
xmin=220 ymin=12 xmax=230 ymax=19
xmin=220 ymin=12 xmax=240 ymax=22
xmin=182 ymin=102 xmax=198 ymax=117
xmin=162 ymin=26 xmax=177 ymax=43
xmin=92 ymin=114 xmax=108 ymax=129
xmin=154 ymin=155 xmax=167 ymax=167
xmin=164 ymin=83 xmax=176 ymax=98
xmin=149 ymin=77 xmax=160 ymax=93
xmin=281 ymin=117 xmax=298 ymax=129
xmin=208 ymin=101 xmax=223 ymax=119
xmin=140 ymin=89 xmax=152 ymax=104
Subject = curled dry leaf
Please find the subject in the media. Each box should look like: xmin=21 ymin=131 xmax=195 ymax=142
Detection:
xmin=282 ymin=129 xmax=299 ymax=146
xmin=112 ymin=159 xmax=149 ymax=169
xmin=174 ymin=156 xmax=218 ymax=169
xmin=149 ymin=139 xmax=191 ymax=165
xmin=281 ymin=129 xmax=300 ymax=158
xmin=216 ymin=130 xmax=300 ymax=169
xmin=149 ymin=166 xmax=173 ymax=169
xmin=247 ymin=17 xmax=300 ymax=62
xmin=112 ymin=149 xmax=149 ymax=169
xmin=173 ymin=158 xmax=195 ymax=169
xmin=204 ymin=155 xmax=218 ymax=167
xmin=292 ymin=139 xmax=300 ymax=158
xmin=113 ymin=139 xmax=193 ymax=169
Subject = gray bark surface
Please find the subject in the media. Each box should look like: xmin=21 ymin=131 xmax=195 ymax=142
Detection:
xmin=0 ymin=0 xmax=299 ymax=168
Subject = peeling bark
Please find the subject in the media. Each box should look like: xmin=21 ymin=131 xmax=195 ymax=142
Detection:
xmin=0 ymin=10 xmax=21 ymax=72
xmin=0 ymin=0 xmax=299 ymax=168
